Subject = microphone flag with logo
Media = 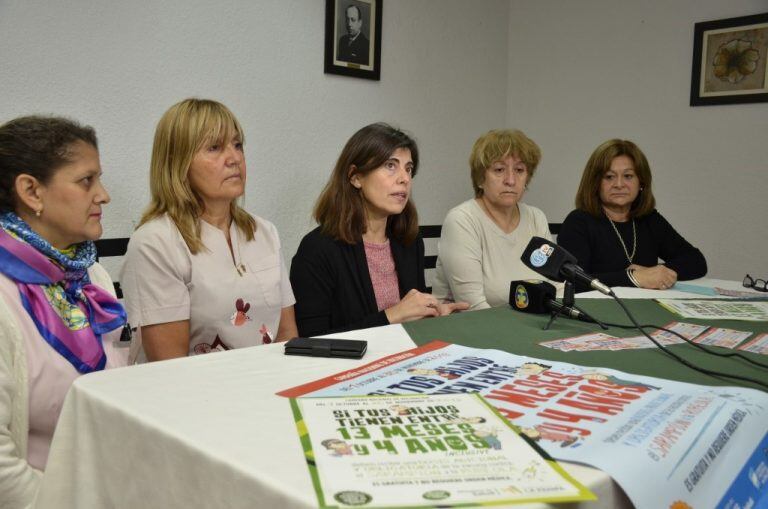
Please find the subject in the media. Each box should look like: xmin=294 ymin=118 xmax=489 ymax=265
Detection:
xmin=521 ymin=237 xmax=577 ymax=282
xmin=509 ymin=280 xmax=556 ymax=314
xmin=510 ymin=280 xmax=593 ymax=322
xmin=521 ymin=237 xmax=613 ymax=296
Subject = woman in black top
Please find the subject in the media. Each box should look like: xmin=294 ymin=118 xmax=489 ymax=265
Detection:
xmin=290 ymin=123 xmax=467 ymax=337
xmin=558 ymin=139 xmax=706 ymax=291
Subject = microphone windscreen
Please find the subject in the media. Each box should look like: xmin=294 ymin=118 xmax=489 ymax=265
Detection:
xmin=509 ymin=280 xmax=556 ymax=314
xmin=520 ymin=237 xmax=577 ymax=282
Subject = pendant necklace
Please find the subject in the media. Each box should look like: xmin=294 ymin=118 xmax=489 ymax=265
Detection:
xmin=231 ymin=229 xmax=247 ymax=277
xmin=607 ymin=216 xmax=636 ymax=264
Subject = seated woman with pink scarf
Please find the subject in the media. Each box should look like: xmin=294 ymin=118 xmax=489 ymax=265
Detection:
xmin=0 ymin=116 xmax=127 ymax=508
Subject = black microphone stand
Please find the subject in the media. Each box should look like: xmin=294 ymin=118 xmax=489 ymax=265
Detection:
xmin=542 ymin=279 xmax=608 ymax=330
xmin=543 ymin=280 xmax=576 ymax=330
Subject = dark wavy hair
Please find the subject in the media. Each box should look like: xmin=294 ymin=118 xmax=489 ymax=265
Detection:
xmin=313 ymin=122 xmax=420 ymax=245
xmin=575 ymin=139 xmax=656 ymax=218
xmin=0 ymin=116 xmax=98 ymax=212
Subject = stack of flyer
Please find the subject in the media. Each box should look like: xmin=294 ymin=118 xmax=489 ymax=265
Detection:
xmin=539 ymin=321 xmax=766 ymax=353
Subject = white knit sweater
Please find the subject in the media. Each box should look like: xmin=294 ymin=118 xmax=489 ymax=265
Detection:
xmin=0 ymin=263 xmax=116 ymax=509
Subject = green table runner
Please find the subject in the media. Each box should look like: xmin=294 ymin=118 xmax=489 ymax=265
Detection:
xmin=403 ymin=299 xmax=768 ymax=390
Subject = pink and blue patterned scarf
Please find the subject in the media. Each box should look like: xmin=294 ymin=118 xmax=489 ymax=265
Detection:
xmin=0 ymin=212 xmax=126 ymax=373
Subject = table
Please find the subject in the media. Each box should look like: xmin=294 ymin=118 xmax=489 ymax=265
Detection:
xmin=404 ymin=278 xmax=768 ymax=389
xmin=35 ymin=325 xmax=632 ymax=509
xmin=35 ymin=325 xmax=416 ymax=508
xmin=34 ymin=279 xmax=765 ymax=508
xmin=581 ymin=277 xmax=758 ymax=300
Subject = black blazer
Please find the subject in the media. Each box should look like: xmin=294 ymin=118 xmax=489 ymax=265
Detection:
xmin=290 ymin=227 xmax=426 ymax=337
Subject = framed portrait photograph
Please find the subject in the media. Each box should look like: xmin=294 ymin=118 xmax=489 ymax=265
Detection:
xmin=690 ymin=12 xmax=768 ymax=106
xmin=324 ymin=0 xmax=382 ymax=81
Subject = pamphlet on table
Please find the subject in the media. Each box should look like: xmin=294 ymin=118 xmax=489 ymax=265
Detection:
xmin=279 ymin=341 xmax=768 ymax=509
xmin=539 ymin=321 xmax=755 ymax=351
xmin=714 ymin=287 xmax=768 ymax=299
xmin=739 ymin=333 xmax=768 ymax=355
xmin=656 ymin=299 xmax=768 ymax=321
xmin=290 ymin=393 xmax=595 ymax=508
xmin=667 ymin=282 xmax=766 ymax=299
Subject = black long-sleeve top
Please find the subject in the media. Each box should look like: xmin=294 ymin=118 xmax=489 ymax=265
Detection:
xmin=557 ymin=209 xmax=707 ymax=292
xmin=290 ymin=227 xmax=427 ymax=337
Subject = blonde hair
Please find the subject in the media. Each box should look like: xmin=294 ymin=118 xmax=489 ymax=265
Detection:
xmin=469 ymin=129 xmax=541 ymax=197
xmin=138 ymin=98 xmax=255 ymax=253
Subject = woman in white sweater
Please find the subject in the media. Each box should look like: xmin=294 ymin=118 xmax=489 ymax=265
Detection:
xmin=0 ymin=116 xmax=127 ymax=508
xmin=431 ymin=129 xmax=557 ymax=309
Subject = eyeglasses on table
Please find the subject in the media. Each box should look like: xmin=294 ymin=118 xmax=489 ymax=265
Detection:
xmin=743 ymin=274 xmax=768 ymax=292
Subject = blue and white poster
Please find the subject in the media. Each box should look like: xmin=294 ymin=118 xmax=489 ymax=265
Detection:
xmin=279 ymin=341 xmax=768 ymax=509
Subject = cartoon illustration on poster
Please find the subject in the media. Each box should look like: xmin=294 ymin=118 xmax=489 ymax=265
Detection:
xmin=291 ymin=393 xmax=595 ymax=508
xmin=280 ymin=341 xmax=768 ymax=509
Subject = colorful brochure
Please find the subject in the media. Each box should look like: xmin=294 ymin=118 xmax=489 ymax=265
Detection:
xmin=538 ymin=322 xmax=711 ymax=352
xmin=737 ymin=333 xmax=768 ymax=355
xmin=651 ymin=321 xmax=710 ymax=345
xmin=290 ymin=393 xmax=594 ymax=508
xmin=693 ymin=327 xmax=753 ymax=349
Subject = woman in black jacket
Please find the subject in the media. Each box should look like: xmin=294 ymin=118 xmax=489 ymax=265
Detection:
xmin=558 ymin=139 xmax=707 ymax=292
xmin=290 ymin=123 xmax=467 ymax=336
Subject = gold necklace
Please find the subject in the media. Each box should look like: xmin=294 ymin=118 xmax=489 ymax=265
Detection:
xmin=229 ymin=229 xmax=247 ymax=277
xmin=607 ymin=216 xmax=636 ymax=263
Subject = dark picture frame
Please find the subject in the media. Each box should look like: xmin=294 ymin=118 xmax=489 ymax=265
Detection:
xmin=324 ymin=0 xmax=382 ymax=81
xmin=690 ymin=12 xmax=768 ymax=106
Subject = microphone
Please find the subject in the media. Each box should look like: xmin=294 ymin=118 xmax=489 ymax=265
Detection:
xmin=509 ymin=280 xmax=594 ymax=322
xmin=521 ymin=237 xmax=613 ymax=296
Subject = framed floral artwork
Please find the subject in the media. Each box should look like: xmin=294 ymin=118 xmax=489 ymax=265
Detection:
xmin=324 ymin=0 xmax=382 ymax=81
xmin=690 ymin=12 xmax=768 ymax=106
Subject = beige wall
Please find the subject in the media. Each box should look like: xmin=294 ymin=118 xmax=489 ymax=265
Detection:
xmin=1 ymin=0 xmax=764 ymax=280
xmin=0 ymin=0 xmax=510 ymax=277
xmin=508 ymin=0 xmax=768 ymax=279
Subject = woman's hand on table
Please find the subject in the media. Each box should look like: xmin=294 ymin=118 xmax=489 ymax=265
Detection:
xmin=437 ymin=301 xmax=470 ymax=316
xmin=629 ymin=264 xmax=678 ymax=290
xmin=385 ymin=289 xmax=441 ymax=323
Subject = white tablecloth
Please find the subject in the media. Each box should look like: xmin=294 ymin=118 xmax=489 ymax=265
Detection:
xmin=34 ymin=323 xmax=631 ymax=509
xmin=579 ymin=277 xmax=760 ymax=299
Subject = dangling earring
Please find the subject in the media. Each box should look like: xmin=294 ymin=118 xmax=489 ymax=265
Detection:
xmin=35 ymin=208 xmax=42 ymax=217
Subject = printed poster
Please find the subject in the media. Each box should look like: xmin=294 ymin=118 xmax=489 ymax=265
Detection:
xmin=279 ymin=341 xmax=768 ymax=509
xmin=291 ymin=393 xmax=595 ymax=508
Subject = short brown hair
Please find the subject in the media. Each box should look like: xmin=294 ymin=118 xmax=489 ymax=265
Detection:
xmin=314 ymin=123 xmax=419 ymax=245
xmin=138 ymin=98 xmax=255 ymax=254
xmin=469 ymin=129 xmax=541 ymax=198
xmin=575 ymin=139 xmax=656 ymax=218
xmin=0 ymin=116 xmax=97 ymax=212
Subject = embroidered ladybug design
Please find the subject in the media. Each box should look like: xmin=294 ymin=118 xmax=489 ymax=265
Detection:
xmin=231 ymin=298 xmax=251 ymax=326
xmin=259 ymin=323 xmax=273 ymax=344
xmin=193 ymin=335 xmax=231 ymax=355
